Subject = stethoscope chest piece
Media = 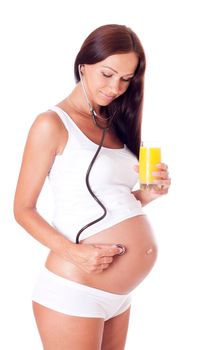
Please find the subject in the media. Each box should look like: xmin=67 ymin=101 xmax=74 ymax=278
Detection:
xmin=116 ymin=244 xmax=126 ymax=256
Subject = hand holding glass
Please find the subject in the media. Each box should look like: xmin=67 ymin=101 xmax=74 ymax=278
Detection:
xmin=139 ymin=142 xmax=162 ymax=190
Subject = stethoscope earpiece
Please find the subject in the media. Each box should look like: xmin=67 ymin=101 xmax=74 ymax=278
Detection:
xmin=77 ymin=63 xmax=114 ymax=131
xmin=78 ymin=64 xmax=84 ymax=76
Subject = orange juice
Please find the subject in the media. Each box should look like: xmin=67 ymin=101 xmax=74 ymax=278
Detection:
xmin=139 ymin=145 xmax=161 ymax=190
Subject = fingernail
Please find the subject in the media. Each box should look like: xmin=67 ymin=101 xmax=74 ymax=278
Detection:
xmin=113 ymin=245 xmax=123 ymax=252
xmin=114 ymin=244 xmax=122 ymax=250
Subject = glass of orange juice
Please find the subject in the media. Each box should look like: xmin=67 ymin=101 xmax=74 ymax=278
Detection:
xmin=139 ymin=141 xmax=162 ymax=190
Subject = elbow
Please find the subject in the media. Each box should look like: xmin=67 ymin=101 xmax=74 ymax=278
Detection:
xmin=13 ymin=194 xmax=22 ymax=222
xmin=13 ymin=200 xmax=35 ymax=224
xmin=13 ymin=202 xmax=23 ymax=224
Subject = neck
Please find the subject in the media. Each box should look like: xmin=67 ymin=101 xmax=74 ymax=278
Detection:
xmin=67 ymin=83 xmax=100 ymax=116
xmin=66 ymin=84 xmax=113 ymax=129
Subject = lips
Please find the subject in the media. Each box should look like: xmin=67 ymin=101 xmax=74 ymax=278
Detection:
xmin=99 ymin=91 xmax=116 ymax=101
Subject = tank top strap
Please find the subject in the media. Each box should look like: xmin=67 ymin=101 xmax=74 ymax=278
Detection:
xmin=48 ymin=105 xmax=94 ymax=149
xmin=48 ymin=106 xmax=71 ymax=135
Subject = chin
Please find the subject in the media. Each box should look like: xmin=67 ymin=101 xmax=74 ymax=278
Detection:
xmin=98 ymin=91 xmax=116 ymax=104
xmin=99 ymin=101 xmax=112 ymax=107
xmin=94 ymin=99 xmax=112 ymax=108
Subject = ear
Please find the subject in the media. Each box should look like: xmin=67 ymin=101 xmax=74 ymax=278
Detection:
xmin=80 ymin=64 xmax=85 ymax=74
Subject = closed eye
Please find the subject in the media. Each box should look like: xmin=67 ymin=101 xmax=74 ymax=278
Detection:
xmin=121 ymin=77 xmax=133 ymax=82
xmin=102 ymin=72 xmax=112 ymax=78
xmin=102 ymin=72 xmax=133 ymax=82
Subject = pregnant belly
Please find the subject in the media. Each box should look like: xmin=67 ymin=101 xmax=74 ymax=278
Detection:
xmin=45 ymin=215 xmax=158 ymax=294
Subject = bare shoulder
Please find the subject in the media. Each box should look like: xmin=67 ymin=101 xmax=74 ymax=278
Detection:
xmin=28 ymin=110 xmax=67 ymax=154
xmin=31 ymin=110 xmax=65 ymax=134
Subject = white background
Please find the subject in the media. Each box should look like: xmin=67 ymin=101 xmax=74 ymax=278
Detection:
xmin=0 ymin=0 xmax=213 ymax=349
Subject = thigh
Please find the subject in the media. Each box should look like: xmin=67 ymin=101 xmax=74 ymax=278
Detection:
xmin=33 ymin=301 xmax=104 ymax=350
xmin=101 ymin=307 xmax=131 ymax=350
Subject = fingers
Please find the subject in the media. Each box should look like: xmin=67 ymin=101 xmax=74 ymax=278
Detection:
xmin=152 ymin=170 xmax=169 ymax=179
xmin=93 ymin=244 xmax=125 ymax=257
xmin=101 ymin=256 xmax=114 ymax=264
xmin=133 ymin=164 xmax=139 ymax=172
xmin=154 ymin=163 xmax=169 ymax=178
xmin=115 ymin=244 xmax=126 ymax=255
xmin=90 ymin=244 xmax=126 ymax=273
xmin=74 ymin=243 xmax=126 ymax=275
xmin=99 ymin=262 xmax=111 ymax=271
xmin=156 ymin=162 xmax=168 ymax=170
xmin=94 ymin=263 xmax=110 ymax=274
xmin=152 ymin=162 xmax=171 ymax=191
xmin=153 ymin=178 xmax=171 ymax=186
xmin=134 ymin=162 xmax=169 ymax=175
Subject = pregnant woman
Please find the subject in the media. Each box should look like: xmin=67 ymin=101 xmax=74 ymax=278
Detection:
xmin=14 ymin=24 xmax=171 ymax=350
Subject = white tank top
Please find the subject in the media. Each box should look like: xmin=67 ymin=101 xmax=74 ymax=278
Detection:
xmin=48 ymin=106 xmax=144 ymax=242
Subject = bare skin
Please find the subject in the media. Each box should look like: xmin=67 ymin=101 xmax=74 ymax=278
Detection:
xmin=32 ymin=303 xmax=131 ymax=350
xmin=14 ymin=53 xmax=171 ymax=349
xmin=45 ymin=214 xmax=158 ymax=294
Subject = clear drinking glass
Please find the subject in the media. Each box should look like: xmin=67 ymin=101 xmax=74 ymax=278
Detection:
xmin=139 ymin=141 xmax=162 ymax=190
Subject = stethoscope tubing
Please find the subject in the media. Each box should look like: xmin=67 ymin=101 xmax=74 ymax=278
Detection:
xmin=75 ymin=127 xmax=108 ymax=243
xmin=75 ymin=65 xmax=126 ymax=256
xmin=75 ymin=65 xmax=111 ymax=243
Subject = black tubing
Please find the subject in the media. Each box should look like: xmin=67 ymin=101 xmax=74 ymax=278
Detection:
xmin=75 ymin=128 xmax=108 ymax=244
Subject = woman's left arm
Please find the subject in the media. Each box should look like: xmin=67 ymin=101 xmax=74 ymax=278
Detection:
xmin=131 ymin=163 xmax=171 ymax=207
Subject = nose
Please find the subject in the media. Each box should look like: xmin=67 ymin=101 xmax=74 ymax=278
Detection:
xmin=108 ymin=78 xmax=121 ymax=96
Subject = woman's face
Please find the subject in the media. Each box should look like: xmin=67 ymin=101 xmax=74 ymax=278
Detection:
xmin=81 ymin=52 xmax=139 ymax=107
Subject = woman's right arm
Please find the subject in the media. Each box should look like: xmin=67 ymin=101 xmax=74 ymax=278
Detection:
xmin=13 ymin=112 xmax=75 ymax=261
xmin=13 ymin=112 xmax=122 ymax=273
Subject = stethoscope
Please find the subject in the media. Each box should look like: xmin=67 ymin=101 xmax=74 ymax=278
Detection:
xmin=75 ymin=64 xmax=126 ymax=256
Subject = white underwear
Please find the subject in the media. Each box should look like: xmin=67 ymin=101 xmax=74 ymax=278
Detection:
xmin=32 ymin=267 xmax=131 ymax=321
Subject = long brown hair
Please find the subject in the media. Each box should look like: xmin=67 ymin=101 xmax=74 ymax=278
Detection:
xmin=74 ymin=24 xmax=146 ymax=158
